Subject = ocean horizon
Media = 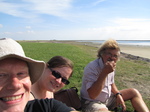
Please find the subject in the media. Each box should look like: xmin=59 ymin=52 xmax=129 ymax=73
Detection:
xmin=77 ymin=40 xmax=150 ymax=46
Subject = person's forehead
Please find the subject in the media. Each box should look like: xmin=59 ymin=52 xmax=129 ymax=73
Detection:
xmin=105 ymin=49 xmax=119 ymax=52
xmin=0 ymin=58 xmax=28 ymax=67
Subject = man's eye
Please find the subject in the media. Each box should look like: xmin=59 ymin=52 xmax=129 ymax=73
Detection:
xmin=17 ymin=72 xmax=29 ymax=77
xmin=0 ymin=74 xmax=7 ymax=78
xmin=114 ymin=55 xmax=119 ymax=58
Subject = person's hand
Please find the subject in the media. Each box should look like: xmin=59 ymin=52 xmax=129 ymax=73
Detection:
xmin=102 ymin=60 xmax=116 ymax=75
xmin=116 ymin=95 xmax=126 ymax=112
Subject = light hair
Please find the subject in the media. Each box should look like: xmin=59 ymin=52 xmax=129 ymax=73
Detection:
xmin=97 ymin=39 xmax=120 ymax=58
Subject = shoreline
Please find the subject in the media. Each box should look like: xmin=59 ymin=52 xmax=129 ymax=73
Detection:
xmin=67 ymin=41 xmax=150 ymax=60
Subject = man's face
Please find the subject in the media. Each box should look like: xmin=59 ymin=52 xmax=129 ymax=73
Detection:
xmin=101 ymin=49 xmax=120 ymax=64
xmin=0 ymin=58 xmax=31 ymax=112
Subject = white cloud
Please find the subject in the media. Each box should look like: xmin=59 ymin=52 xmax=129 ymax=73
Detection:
xmin=17 ymin=31 xmax=24 ymax=34
xmin=113 ymin=18 xmax=150 ymax=29
xmin=3 ymin=32 xmax=12 ymax=34
xmin=92 ymin=0 xmax=107 ymax=6
xmin=0 ymin=0 xmax=72 ymax=19
xmin=27 ymin=30 xmax=35 ymax=34
xmin=26 ymin=0 xmax=72 ymax=15
xmin=25 ymin=26 xmax=31 ymax=29
xmin=0 ymin=24 xmax=3 ymax=28
xmin=1 ymin=24 xmax=150 ymax=40
xmin=0 ymin=1 xmax=37 ymax=18
xmin=84 ymin=18 xmax=150 ymax=40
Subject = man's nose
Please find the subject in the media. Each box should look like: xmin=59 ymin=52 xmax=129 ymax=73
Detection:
xmin=6 ymin=77 xmax=22 ymax=90
xmin=111 ymin=56 xmax=116 ymax=60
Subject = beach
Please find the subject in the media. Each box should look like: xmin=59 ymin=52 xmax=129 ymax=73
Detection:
xmin=74 ymin=41 xmax=150 ymax=59
xmin=70 ymin=40 xmax=150 ymax=59
xmin=82 ymin=42 xmax=150 ymax=59
xmin=120 ymin=45 xmax=150 ymax=59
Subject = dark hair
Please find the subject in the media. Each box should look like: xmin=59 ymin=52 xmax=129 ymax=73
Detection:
xmin=47 ymin=56 xmax=74 ymax=77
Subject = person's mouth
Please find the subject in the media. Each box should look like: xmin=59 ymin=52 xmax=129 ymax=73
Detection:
xmin=0 ymin=94 xmax=23 ymax=102
xmin=51 ymin=81 xmax=59 ymax=88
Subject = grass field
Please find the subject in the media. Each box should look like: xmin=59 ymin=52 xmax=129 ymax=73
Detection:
xmin=20 ymin=41 xmax=150 ymax=111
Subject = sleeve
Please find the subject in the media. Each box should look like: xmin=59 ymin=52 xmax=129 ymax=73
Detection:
xmin=84 ymin=62 xmax=100 ymax=90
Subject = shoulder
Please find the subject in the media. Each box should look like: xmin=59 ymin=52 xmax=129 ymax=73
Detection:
xmin=86 ymin=59 xmax=98 ymax=67
xmin=85 ymin=58 xmax=101 ymax=71
xmin=25 ymin=98 xmax=73 ymax=112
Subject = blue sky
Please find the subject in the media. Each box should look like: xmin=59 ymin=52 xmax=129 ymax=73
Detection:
xmin=0 ymin=0 xmax=150 ymax=40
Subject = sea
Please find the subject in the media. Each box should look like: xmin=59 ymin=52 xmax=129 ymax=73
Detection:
xmin=77 ymin=40 xmax=150 ymax=46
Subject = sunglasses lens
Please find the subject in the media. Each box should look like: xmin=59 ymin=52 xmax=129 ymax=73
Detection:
xmin=51 ymin=70 xmax=70 ymax=85
xmin=52 ymin=71 xmax=61 ymax=79
xmin=62 ymin=78 xmax=70 ymax=85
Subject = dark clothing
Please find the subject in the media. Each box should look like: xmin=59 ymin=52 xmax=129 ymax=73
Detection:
xmin=25 ymin=98 xmax=73 ymax=112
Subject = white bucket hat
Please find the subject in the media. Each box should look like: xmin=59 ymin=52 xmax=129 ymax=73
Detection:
xmin=0 ymin=38 xmax=45 ymax=84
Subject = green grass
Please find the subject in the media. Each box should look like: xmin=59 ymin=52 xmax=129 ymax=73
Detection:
xmin=20 ymin=41 xmax=150 ymax=111
xmin=115 ymin=58 xmax=150 ymax=111
xmin=20 ymin=42 xmax=95 ymax=90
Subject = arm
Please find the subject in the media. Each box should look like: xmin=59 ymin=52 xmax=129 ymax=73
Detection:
xmin=111 ymin=83 xmax=120 ymax=94
xmin=87 ymin=61 xmax=116 ymax=99
xmin=111 ymin=83 xmax=126 ymax=111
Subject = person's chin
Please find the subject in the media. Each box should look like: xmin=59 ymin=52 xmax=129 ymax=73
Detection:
xmin=0 ymin=93 xmax=27 ymax=112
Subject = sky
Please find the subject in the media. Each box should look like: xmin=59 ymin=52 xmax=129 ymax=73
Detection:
xmin=0 ymin=0 xmax=150 ymax=40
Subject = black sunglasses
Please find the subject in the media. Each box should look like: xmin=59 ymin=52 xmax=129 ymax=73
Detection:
xmin=48 ymin=67 xmax=70 ymax=85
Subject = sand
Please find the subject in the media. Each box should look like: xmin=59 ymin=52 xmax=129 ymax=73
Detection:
xmin=77 ymin=41 xmax=150 ymax=59
xmin=120 ymin=45 xmax=150 ymax=59
xmin=76 ymin=41 xmax=150 ymax=59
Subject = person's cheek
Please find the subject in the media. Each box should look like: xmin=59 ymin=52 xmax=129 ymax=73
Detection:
xmin=23 ymin=77 xmax=32 ymax=91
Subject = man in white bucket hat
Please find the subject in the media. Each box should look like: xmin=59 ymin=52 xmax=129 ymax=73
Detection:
xmin=0 ymin=38 xmax=45 ymax=84
xmin=0 ymin=38 xmax=77 ymax=112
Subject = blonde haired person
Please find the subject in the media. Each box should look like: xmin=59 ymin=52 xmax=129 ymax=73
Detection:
xmin=80 ymin=39 xmax=149 ymax=112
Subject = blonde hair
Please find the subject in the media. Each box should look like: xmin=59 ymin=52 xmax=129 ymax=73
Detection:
xmin=97 ymin=39 xmax=120 ymax=58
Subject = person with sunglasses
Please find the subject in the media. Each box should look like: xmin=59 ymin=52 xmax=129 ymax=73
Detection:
xmin=0 ymin=38 xmax=78 ymax=112
xmin=80 ymin=39 xmax=149 ymax=112
xmin=31 ymin=56 xmax=73 ymax=100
